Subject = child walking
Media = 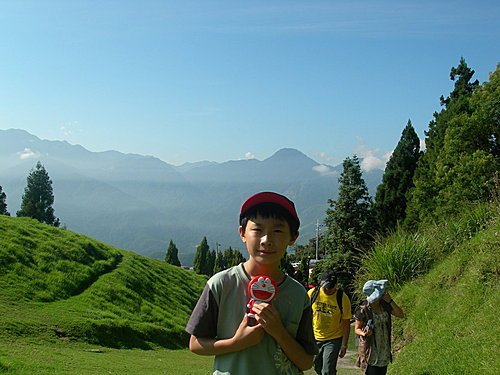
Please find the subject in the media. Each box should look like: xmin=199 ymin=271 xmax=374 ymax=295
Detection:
xmin=186 ymin=191 xmax=316 ymax=375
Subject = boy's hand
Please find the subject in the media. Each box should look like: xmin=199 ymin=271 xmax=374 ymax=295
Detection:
xmin=339 ymin=346 xmax=347 ymax=358
xmin=251 ymin=302 xmax=285 ymax=338
xmin=232 ymin=315 xmax=265 ymax=350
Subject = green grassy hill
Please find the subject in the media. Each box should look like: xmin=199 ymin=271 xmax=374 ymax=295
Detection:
xmin=0 ymin=204 xmax=498 ymax=374
xmin=389 ymin=209 xmax=499 ymax=375
xmin=0 ymin=215 xmax=206 ymax=352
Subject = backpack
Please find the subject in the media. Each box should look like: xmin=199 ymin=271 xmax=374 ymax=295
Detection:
xmin=310 ymin=286 xmax=344 ymax=318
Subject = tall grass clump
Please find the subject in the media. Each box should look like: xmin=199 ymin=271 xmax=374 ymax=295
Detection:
xmin=357 ymin=229 xmax=433 ymax=290
xmin=357 ymin=201 xmax=498 ymax=293
xmin=429 ymin=201 xmax=497 ymax=257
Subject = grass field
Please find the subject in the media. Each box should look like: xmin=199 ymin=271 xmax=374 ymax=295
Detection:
xmin=0 ymin=202 xmax=498 ymax=374
xmin=0 ymin=334 xmax=361 ymax=375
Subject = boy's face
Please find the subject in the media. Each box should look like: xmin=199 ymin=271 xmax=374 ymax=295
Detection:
xmin=239 ymin=214 xmax=297 ymax=266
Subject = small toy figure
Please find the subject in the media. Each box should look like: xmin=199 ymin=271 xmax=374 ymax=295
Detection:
xmin=247 ymin=276 xmax=277 ymax=325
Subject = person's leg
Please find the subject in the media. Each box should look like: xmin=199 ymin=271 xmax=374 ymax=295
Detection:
xmin=314 ymin=341 xmax=325 ymax=375
xmin=365 ymin=365 xmax=388 ymax=375
xmin=322 ymin=337 xmax=343 ymax=375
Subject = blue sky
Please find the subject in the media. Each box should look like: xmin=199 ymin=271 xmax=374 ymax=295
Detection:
xmin=1 ymin=1 xmax=498 ymax=169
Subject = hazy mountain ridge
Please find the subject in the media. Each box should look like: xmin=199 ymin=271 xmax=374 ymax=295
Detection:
xmin=0 ymin=128 xmax=383 ymax=265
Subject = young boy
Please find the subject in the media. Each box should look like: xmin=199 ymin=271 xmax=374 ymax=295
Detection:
xmin=186 ymin=191 xmax=316 ymax=374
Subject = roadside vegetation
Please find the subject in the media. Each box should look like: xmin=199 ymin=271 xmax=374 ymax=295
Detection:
xmin=358 ymin=201 xmax=499 ymax=374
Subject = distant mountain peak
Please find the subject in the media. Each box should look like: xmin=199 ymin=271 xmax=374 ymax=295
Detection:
xmin=265 ymin=148 xmax=317 ymax=166
xmin=271 ymin=148 xmax=307 ymax=158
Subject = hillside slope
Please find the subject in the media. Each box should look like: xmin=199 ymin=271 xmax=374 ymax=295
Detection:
xmin=0 ymin=216 xmax=206 ymax=349
xmin=390 ymin=209 xmax=499 ymax=374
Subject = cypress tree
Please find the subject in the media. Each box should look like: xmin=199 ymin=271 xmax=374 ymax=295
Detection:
xmin=213 ymin=249 xmax=226 ymax=274
xmin=165 ymin=240 xmax=181 ymax=266
xmin=374 ymin=120 xmax=421 ymax=233
xmin=17 ymin=161 xmax=60 ymax=226
xmin=323 ymin=155 xmax=374 ymax=256
xmin=0 ymin=186 xmax=10 ymax=216
xmin=322 ymin=155 xmax=374 ymax=291
xmin=205 ymin=249 xmax=215 ymax=276
xmin=193 ymin=237 xmax=209 ymax=275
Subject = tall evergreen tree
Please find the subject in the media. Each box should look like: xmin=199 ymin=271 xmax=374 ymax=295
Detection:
xmin=193 ymin=237 xmax=209 ymax=275
xmin=0 ymin=186 xmax=10 ymax=216
xmin=406 ymin=60 xmax=498 ymax=226
xmin=440 ymin=56 xmax=479 ymax=106
xmin=17 ymin=161 xmax=60 ymax=226
xmin=373 ymin=120 xmax=421 ymax=233
xmin=322 ymin=155 xmax=374 ymax=292
xmin=164 ymin=240 xmax=181 ymax=266
xmin=213 ymin=249 xmax=226 ymax=274
xmin=323 ymin=155 xmax=374 ymax=256
xmin=223 ymin=247 xmax=245 ymax=267
xmin=205 ymin=249 xmax=215 ymax=276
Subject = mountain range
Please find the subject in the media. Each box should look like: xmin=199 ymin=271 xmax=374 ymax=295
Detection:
xmin=0 ymin=128 xmax=383 ymax=265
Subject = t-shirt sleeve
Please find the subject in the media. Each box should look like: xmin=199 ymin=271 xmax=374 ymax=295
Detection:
xmin=295 ymin=304 xmax=318 ymax=355
xmin=185 ymin=283 xmax=219 ymax=338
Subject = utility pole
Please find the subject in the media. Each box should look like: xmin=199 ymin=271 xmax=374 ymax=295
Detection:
xmin=315 ymin=219 xmax=324 ymax=261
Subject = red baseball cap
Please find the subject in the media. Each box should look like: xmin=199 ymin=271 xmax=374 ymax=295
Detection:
xmin=239 ymin=191 xmax=300 ymax=228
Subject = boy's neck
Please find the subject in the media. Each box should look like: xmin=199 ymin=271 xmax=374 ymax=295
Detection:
xmin=243 ymin=260 xmax=284 ymax=284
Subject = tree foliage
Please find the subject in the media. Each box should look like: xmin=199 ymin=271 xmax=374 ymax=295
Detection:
xmin=213 ymin=249 xmax=226 ymax=274
xmin=311 ymin=251 xmax=355 ymax=294
xmin=205 ymin=250 xmax=215 ymax=277
xmin=0 ymin=186 xmax=10 ymax=216
xmin=405 ymin=59 xmax=499 ymax=227
xmin=165 ymin=240 xmax=181 ymax=266
xmin=321 ymin=155 xmax=374 ymax=292
xmin=373 ymin=120 xmax=421 ymax=233
xmin=291 ymin=235 xmax=320 ymax=262
xmin=201 ymin=245 xmax=246 ymax=275
xmin=323 ymin=155 xmax=374 ymax=256
xmin=193 ymin=237 xmax=210 ymax=275
xmin=223 ymin=246 xmax=245 ymax=268
xmin=17 ymin=161 xmax=60 ymax=226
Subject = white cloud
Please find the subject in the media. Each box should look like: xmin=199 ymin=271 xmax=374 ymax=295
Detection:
xmin=313 ymin=164 xmax=337 ymax=176
xmin=355 ymin=143 xmax=391 ymax=172
xmin=361 ymin=153 xmax=386 ymax=172
xmin=244 ymin=152 xmax=256 ymax=160
xmin=17 ymin=148 xmax=40 ymax=160
xmin=60 ymin=125 xmax=72 ymax=137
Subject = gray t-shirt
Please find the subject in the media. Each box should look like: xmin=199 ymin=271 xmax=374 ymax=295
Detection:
xmin=186 ymin=264 xmax=316 ymax=375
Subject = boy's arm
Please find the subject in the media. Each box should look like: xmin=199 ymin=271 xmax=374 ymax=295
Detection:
xmin=189 ymin=315 xmax=265 ymax=355
xmin=339 ymin=318 xmax=350 ymax=358
xmin=339 ymin=293 xmax=352 ymax=357
xmin=251 ymin=302 xmax=314 ymax=371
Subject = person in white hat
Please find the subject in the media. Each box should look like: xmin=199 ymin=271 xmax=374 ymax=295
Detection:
xmin=354 ymin=280 xmax=404 ymax=375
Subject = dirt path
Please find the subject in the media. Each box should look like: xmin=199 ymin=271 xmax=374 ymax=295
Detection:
xmin=304 ymin=349 xmax=362 ymax=375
